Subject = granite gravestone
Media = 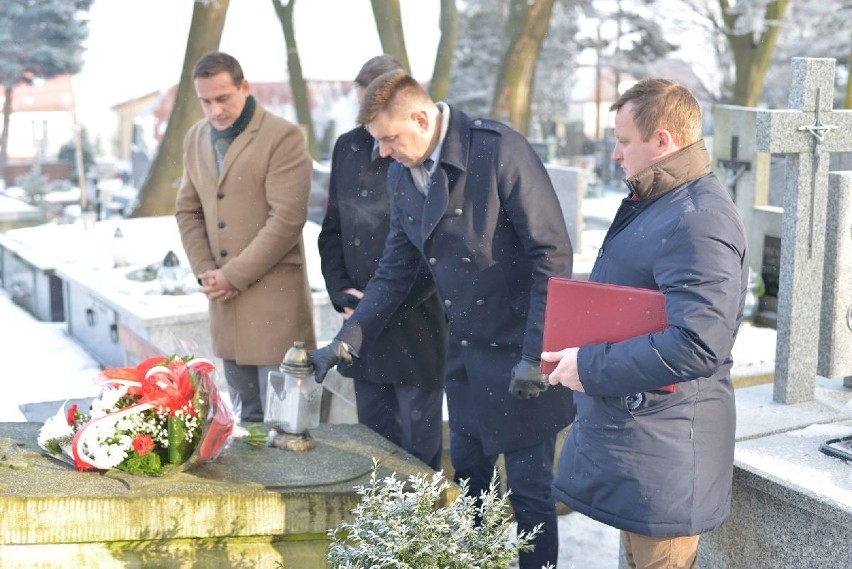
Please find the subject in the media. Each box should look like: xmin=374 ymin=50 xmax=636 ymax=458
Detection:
xmin=756 ymin=58 xmax=852 ymax=404
xmin=713 ymin=105 xmax=780 ymax=280
xmin=546 ymin=164 xmax=585 ymax=254
xmin=819 ymin=171 xmax=852 ymax=386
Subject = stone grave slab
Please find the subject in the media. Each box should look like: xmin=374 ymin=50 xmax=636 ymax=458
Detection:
xmin=56 ymin=260 xmax=212 ymax=369
xmin=0 ymin=224 xmax=89 ymax=323
xmin=0 ymin=194 xmax=41 ymax=230
xmin=0 ymin=422 xmax=455 ymax=569
xmin=44 ymin=217 xmax=338 ymax=371
xmin=546 ymin=164 xmax=585 ymax=255
xmin=0 ymin=217 xmax=162 ymax=323
xmin=712 ymin=105 xmax=782 ymax=289
xmin=700 ymin=376 xmax=852 ymax=568
xmin=48 ymin=216 xmax=207 ymax=369
xmin=0 ymin=239 xmax=64 ymax=322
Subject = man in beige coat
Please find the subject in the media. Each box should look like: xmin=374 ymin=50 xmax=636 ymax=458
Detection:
xmin=176 ymin=51 xmax=315 ymax=422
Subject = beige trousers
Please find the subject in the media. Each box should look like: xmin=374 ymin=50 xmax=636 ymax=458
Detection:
xmin=621 ymin=531 xmax=700 ymax=569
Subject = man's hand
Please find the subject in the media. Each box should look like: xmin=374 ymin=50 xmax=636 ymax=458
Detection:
xmin=308 ymin=339 xmax=353 ymax=383
xmin=331 ymin=288 xmax=363 ymax=320
xmin=542 ymin=347 xmax=584 ymax=392
xmin=509 ymin=355 xmax=549 ymax=399
xmin=199 ymin=269 xmax=240 ymax=301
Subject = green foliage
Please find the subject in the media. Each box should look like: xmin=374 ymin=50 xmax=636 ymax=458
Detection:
xmin=0 ymin=0 xmax=94 ymax=165
xmin=241 ymin=424 xmax=270 ymax=448
xmin=43 ymin=436 xmax=71 ymax=455
xmin=14 ymin=169 xmax=50 ymax=201
xmin=58 ymin=128 xmax=95 ymax=179
xmin=0 ymin=0 xmax=93 ymax=87
xmin=327 ymin=462 xmax=545 ymax=569
xmin=117 ymin=449 xmax=164 ymax=476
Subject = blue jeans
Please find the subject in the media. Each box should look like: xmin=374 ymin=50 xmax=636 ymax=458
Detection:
xmin=450 ymin=430 xmax=558 ymax=569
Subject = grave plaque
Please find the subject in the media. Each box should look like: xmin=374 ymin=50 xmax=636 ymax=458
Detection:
xmin=760 ymin=235 xmax=781 ymax=313
xmin=756 ymin=58 xmax=852 ymax=403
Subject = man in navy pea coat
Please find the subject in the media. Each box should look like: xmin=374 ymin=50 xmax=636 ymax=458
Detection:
xmin=309 ymin=70 xmax=574 ymax=569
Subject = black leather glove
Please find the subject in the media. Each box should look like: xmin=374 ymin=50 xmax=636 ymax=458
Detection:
xmin=308 ymin=339 xmax=353 ymax=383
xmin=330 ymin=290 xmax=361 ymax=313
xmin=509 ymin=355 xmax=549 ymax=399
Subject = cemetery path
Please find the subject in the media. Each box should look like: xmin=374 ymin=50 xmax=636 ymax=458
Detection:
xmin=1 ymin=287 xmax=101 ymax=422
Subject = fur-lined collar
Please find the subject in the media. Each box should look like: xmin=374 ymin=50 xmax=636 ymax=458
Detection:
xmin=625 ymin=139 xmax=712 ymax=201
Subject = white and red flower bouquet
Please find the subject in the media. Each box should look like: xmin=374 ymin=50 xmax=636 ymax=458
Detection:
xmin=37 ymin=355 xmax=235 ymax=476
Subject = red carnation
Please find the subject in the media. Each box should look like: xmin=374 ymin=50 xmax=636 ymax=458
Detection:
xmin=132 ymin=434 xmax=155 ymax=456
xmin=66 ymin=404 xmax=78 ymax=426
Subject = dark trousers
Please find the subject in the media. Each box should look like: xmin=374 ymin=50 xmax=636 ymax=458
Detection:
xmin=450 ymin=430 xmax=558 ymax=569
xmin=353 ymin=379 xmax=444 ymax=471
xmin=222 ymin=360 xmax=279 ymax=423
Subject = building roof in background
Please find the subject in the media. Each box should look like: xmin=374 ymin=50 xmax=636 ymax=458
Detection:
xmin=1 ymin=74 xmax=75 ymax=113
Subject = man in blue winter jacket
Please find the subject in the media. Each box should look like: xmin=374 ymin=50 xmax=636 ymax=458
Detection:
xmin=543 ymin=78 xmax=748 ymax=569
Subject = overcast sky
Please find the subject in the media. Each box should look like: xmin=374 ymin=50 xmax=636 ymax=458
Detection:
xmin=73 ymin=0 xmax=440 ymax=135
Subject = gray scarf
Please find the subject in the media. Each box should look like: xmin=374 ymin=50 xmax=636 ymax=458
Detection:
xmin=209 ymin=95 xmax=256 ymax=174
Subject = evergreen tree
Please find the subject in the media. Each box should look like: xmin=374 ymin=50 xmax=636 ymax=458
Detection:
xmin=446 ymin=0 xmax=505 ymax=118
xmin=58 ymin=127 xmax=94 ymax=181
xmin=448 ymin=0 xmax=586 ymax=138
xmin=0 ymin=0 xmax=93 ymax=172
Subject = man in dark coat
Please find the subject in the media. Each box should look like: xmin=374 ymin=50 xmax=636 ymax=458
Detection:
xmin=309 ymin=70 xmax=574 ymax=569
xmin=318 ymin=56 xmax=447 ymax=470
xmin=543 ymin=78 xmax=748 ymax=569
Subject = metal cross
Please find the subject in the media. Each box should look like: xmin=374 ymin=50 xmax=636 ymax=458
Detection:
xmin=716 ymin=135 xmax=751 ymax=201
xmin=798 ymin=88 xmax=837 ymax=257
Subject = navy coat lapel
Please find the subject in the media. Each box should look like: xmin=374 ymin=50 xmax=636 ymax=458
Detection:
xmin=393 ymin=169 xmax=426 ymax=241
xmin=420 ymin=108 xmax=470 ymax=242
xmin=422 ymin=166 xmax=448 ymax=242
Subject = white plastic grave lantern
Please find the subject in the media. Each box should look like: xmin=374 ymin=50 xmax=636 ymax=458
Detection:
xmin=264 ymin=341 xmax=322 ymax=435
xmin=157 ymin=250 xmax=186 ymax=295
xmin=111 ymin=227 xmax=127 ymax=268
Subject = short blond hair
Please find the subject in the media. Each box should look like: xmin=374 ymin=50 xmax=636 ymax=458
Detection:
xmin=610 ymin=78 xmax=701 ymax=146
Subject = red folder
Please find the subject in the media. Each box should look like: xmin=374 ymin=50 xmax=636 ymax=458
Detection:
xmin=541 ymin=277 xmax=675 ymax=392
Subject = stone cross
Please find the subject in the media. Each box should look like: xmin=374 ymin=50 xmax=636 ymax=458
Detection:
xmin=756 ymin=58 xmax=852 ymax=404
xmin=818 ymin=171 xmax=852 ymax=387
